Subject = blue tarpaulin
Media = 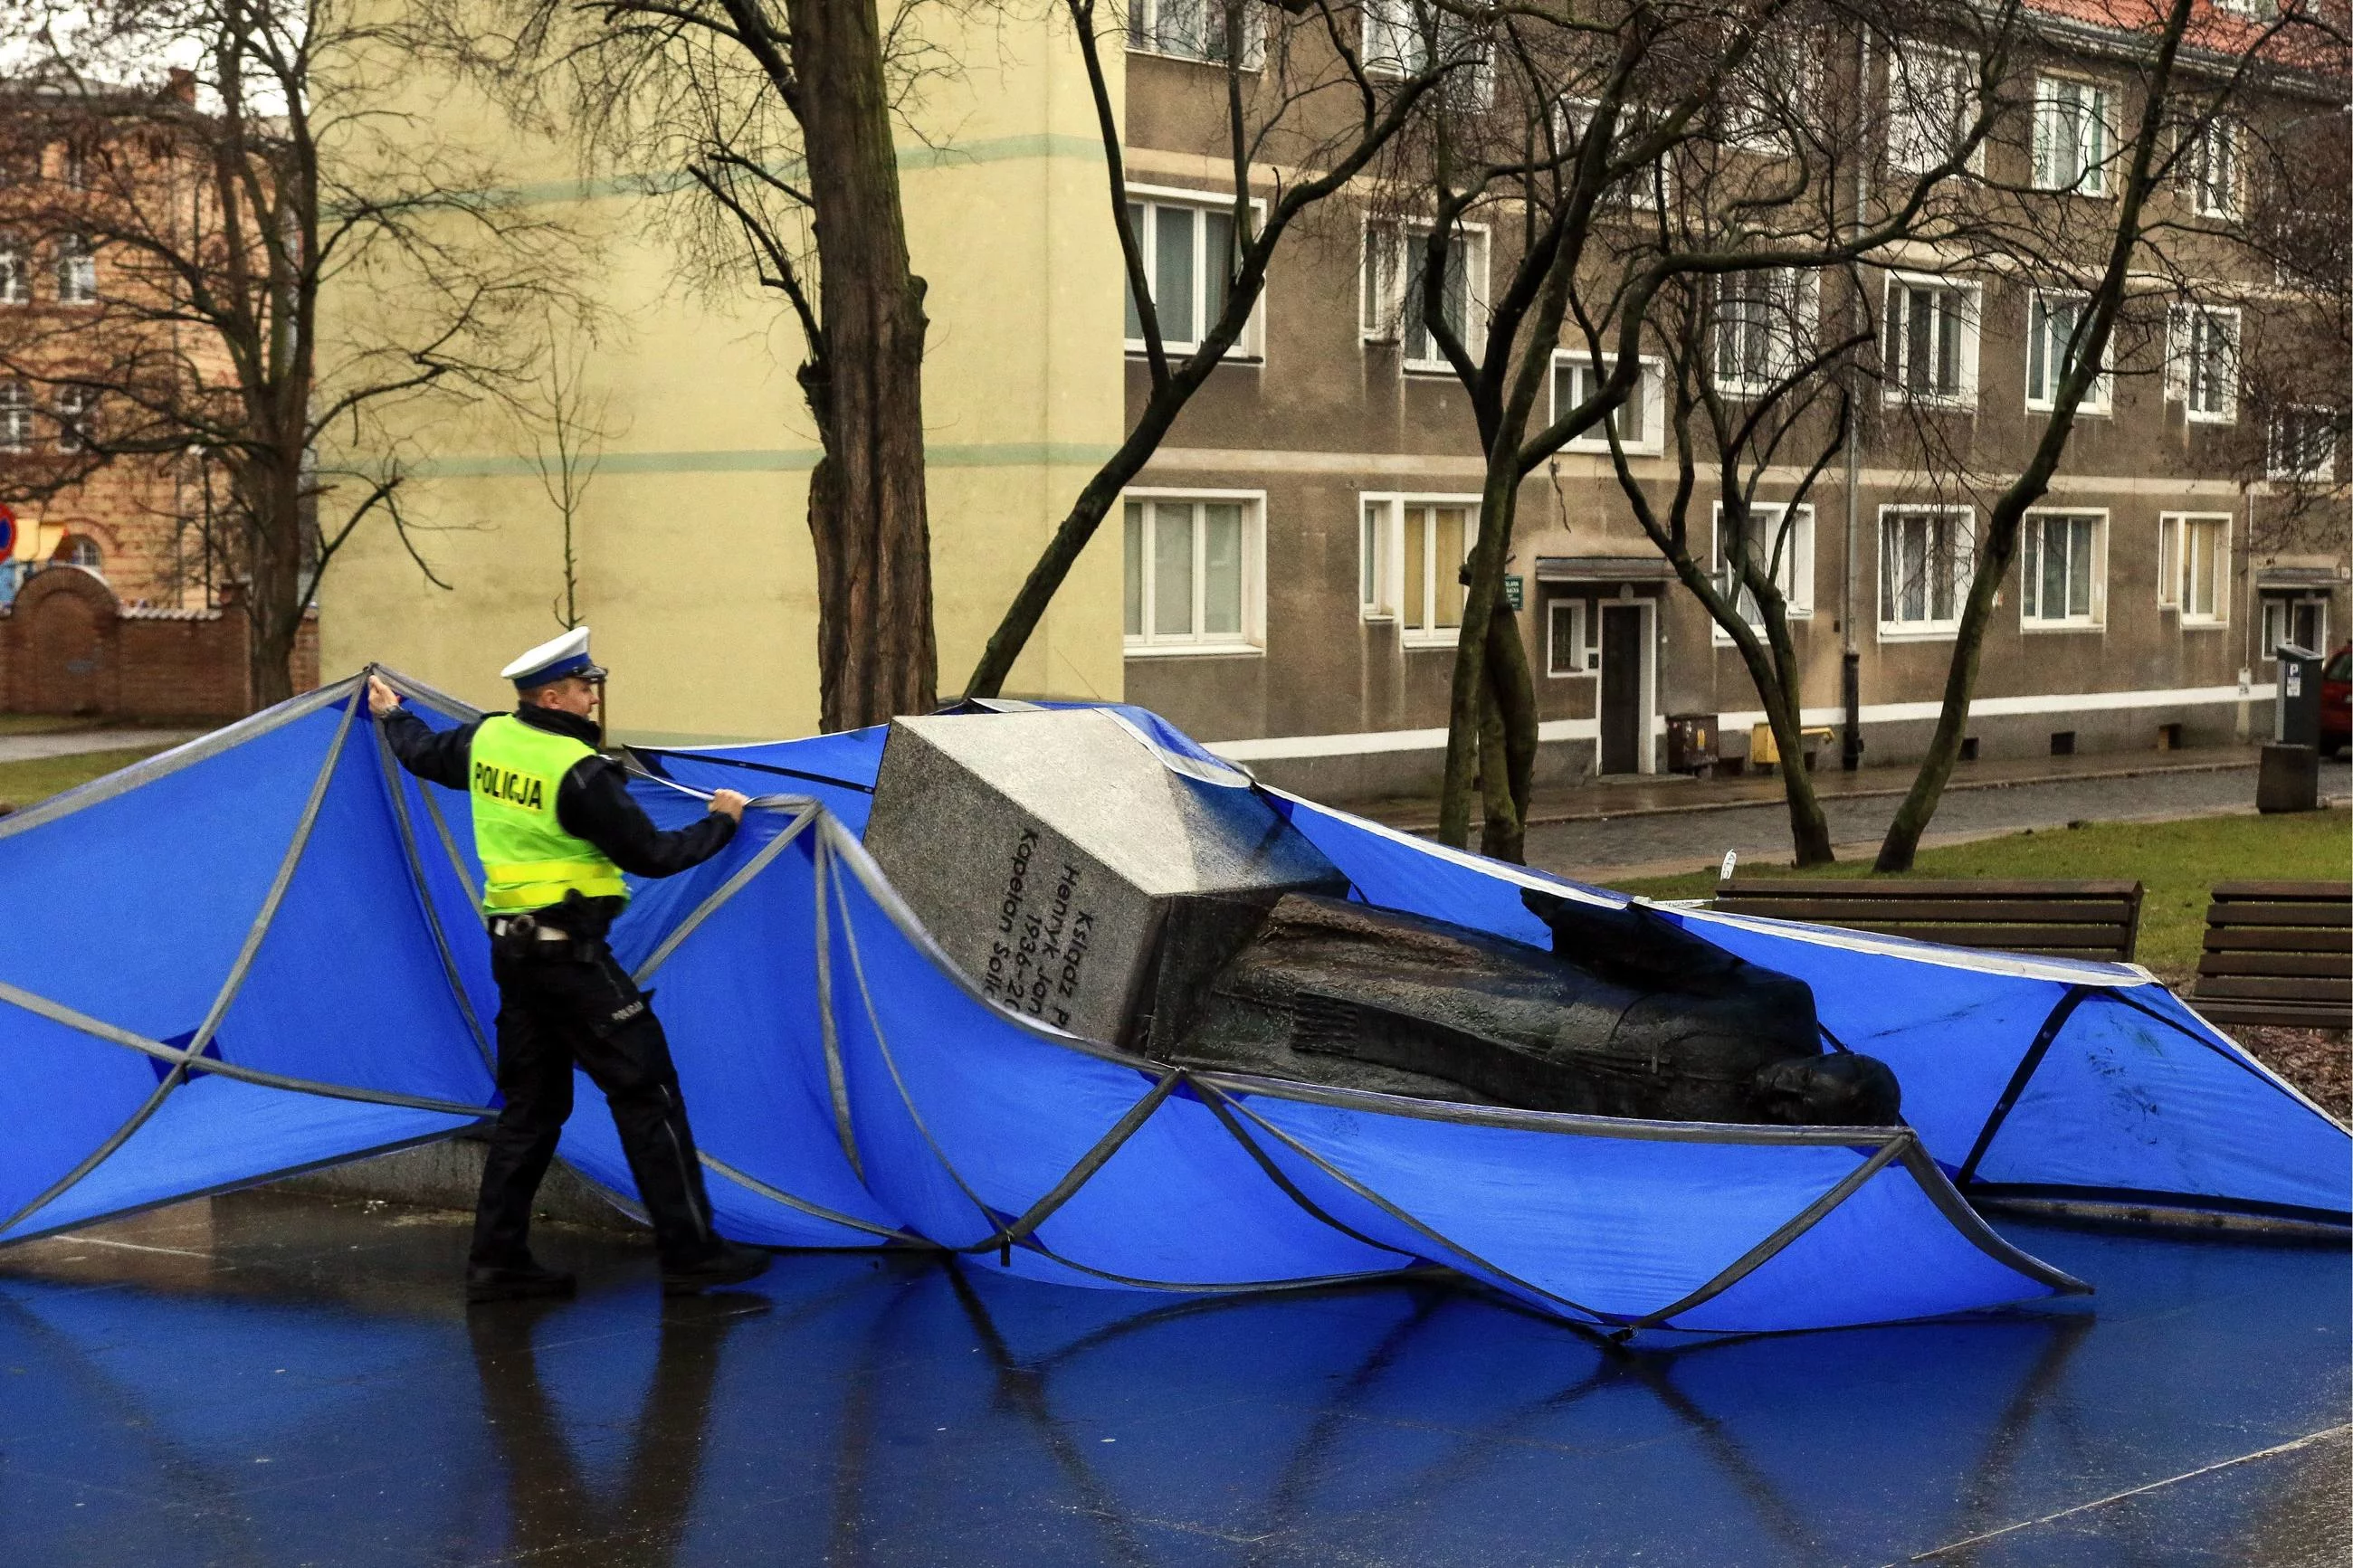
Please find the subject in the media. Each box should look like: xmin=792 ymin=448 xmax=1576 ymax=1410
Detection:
xmin=0 ymin=673 xmax=2341 ymax=1336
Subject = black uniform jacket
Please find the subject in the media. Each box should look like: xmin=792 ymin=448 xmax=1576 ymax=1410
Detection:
xmin=380 ymin=702 xmax=738 ymax=930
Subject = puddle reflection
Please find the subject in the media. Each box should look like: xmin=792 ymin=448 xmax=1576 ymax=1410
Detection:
xmin=1 ymin=1212 xmax=2343 ymax=1567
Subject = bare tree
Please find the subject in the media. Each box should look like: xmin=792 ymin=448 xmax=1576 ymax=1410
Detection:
xmin=0 ymin=0 xmax=571 ymax=707
xmin=443 ymin=0 xmax=939 ymax=731
xmin=1870 ymin=0 xmax=2323 ymax=870
xmin=961 ymin=0 xmax=1465 ymax=699
xmin=525 ymin=313 xmax=620 ymax=630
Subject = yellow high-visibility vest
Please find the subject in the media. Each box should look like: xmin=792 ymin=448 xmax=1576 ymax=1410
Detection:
xmin=469 ymin=716 xmax=627 ymax=913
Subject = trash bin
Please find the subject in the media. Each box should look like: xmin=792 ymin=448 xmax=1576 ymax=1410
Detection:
xmin=2275 ymin=643 xmax=2322 ymax=750
xmin=2258 ymin=744 xmax=2320 ymax=813
xmin=1665 ymin=714 xmax=1717 ymax=776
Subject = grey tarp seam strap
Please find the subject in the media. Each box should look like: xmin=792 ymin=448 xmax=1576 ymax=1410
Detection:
xmin=632 ymin=803 xmax=818 ymax=985
xmin=373 ymin=664 xmax=483 ymax=727
xmin=1008 ymin=1233 xmax=1432 ymax=1296
xmin=1622 ymin=1140 xmax=1908 ymax=1334
xmin=1956 ymin=985 xmax=2094 ymax=1189
xmin=954 ymin=1070 xmax=1186 ymax=1257
xmin=811 ymin=836 xmax=864 ymax=1181
xmin=696 ymin=1151 xmax=925 ymax=1243
xmin=1192 ymin=1085 xmax=1419 ymax=1259
xmin=1186 ymin=1067 xmax=1913 ymax=1149
xmin=1206 ymin=1085 xmax=1614 ymax=1324
xmin=415 ymin=777 xmax=481 ymax=909
xmin=370 ymin=716 xmax=494 ymax=1073
xmin=3 ymin=691 xmax=365 ymax=1233
xmin=0 ymin=679 xmax=357 ymax=845
xmin=824 ymin=849 xmax=1020 ymax=1240
xmin=1892 ymin=1143 xmax=2093 ymax=1294
xmin=828 ymin=850 xmax=1240 ymax=1270
xmin=0 ymin=978 xmax=496 ymax=1121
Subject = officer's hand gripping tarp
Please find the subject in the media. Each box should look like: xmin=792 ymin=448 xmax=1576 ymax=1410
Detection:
xmin=2 ymin=677 xmax=2342 ymax=1338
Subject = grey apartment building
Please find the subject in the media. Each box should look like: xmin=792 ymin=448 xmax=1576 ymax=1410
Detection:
xmin=1108 ymin=0 xmax=2349 ymax=799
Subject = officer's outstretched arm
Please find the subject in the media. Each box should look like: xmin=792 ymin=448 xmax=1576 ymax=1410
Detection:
xmin=557 ymin=760 xmax=739 ymax=879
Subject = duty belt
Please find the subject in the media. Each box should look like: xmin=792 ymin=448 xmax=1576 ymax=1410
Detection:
xmin=487 ymin=912 xmax=594 ymax=958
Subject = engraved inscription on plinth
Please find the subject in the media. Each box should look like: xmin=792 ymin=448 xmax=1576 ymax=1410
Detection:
xmin=862 ymin=709 xmax=1345 ymax=1046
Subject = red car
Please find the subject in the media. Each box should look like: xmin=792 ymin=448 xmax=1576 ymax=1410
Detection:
xmin=2325 ymin=642 xmax=2350 ymax=757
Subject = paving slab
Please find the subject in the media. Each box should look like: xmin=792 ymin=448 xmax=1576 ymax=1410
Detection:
xmin=0 ymin=727 xmax=198 ymax=764
xmin=1 ymin=1188 xmax=2343 ymax=1567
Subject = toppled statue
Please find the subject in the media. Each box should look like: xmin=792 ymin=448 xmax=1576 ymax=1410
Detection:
xmin=861 ymin=708 xmax=1900 ymax=1129
xmin=1162 ymin=889 xmax=1900 ymax=1127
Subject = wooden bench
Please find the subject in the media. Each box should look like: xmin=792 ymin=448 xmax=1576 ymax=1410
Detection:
xmin=1710 ymin=879 xmax=2146 ymax=963
xmin=2189 ymin=882 xmax=2352 ymax=1030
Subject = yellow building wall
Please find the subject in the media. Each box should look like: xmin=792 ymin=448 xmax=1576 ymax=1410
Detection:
xmin=319 ymin=5 xmax=1126 ymax=742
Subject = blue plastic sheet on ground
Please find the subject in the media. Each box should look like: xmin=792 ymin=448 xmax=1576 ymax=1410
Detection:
xmin=0 ymin=675 xmax=2341 ymax=1335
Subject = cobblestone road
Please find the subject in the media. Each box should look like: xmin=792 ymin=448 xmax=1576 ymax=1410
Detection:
xmin=1524 ymin=757 xmax=2351 ymax=880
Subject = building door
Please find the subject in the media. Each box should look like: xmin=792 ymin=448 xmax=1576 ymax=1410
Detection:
xmin=1599 ymin=603 xmax=1644 ymax=774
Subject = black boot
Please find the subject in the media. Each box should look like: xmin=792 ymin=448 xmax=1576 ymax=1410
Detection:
xmin=467 ymin=1258 xmax=578 ymax=1305
xmin=661 ymin=1240 xmax=772 ymax=1297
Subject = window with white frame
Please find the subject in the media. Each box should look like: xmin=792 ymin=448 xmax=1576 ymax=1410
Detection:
xmin=2186 ymin=117 xmax=2240 ymax=219
xmin=1127 ymin=0 xmax=1265 ymax=66
xmin=2269 ymin=407 xmax=2341 ymax=482
xmin=1552 ymin=354 xmax=1664 ymax=454
xmin=1360 ymin=0 xmax=1491 ymax=101
xmin=0 ymin=381 xmax=30 ymax=452
xmin=1878 ymin=508 xmax=1974 ymax=634
xmin=1546 ymin=598 xmax=1591 ymax=676
xmin=2167 ymin=304 xmax=2239 ymax=422
xmin=54 ymin=234 xmax=94 ymax=305
xmin=1721 ymin=33 xmax=1820 ymax=152
xmin=1711 ymin=501 xmax=1815 ymax=627
xmin=0 ymin=237 xmax=24 ymax=306
xmin=1123 ymin=493 xmax=1263 ymax=651
xmin=1362 ymin=221 xmax=1485 ymax=370
xmin=52 ymin=385 xmax=87 ymax=452
xmin=2019 ymin=512 xmax=2103 ymax=627
xmin=1713 ymin=269 xmax=1816 ymax=394
xmin=2156 ymin=512 xmax=2230 ymax=624
xmin=1361 ymin=494 xmax=1478 ymax=641
xmin=1559 ymin=99 xmax=1670 ymax=210
xmin=2024 ymin=290 xmax=2109 ymax=412
xmin=2261 ymin=596 xmax=2327 ymax=660
xmin=1124 ymin=192 xmax=1259 ymax=356
xmin=2032 ymin=76 xmax=2111 ymax=195
xmin=1887 ymin=45 xmax=1980 ymax=175
xmin=1884 ymin=274 xmax=1979 ymax=406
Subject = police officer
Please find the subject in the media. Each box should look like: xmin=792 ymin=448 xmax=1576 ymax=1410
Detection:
xmin=367 ymin=628 xmax=771 ymax=1303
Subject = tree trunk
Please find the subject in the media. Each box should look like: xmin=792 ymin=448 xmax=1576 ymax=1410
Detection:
xmin=240 ymin=455 xmax=306 ymax=711
xmin=788 ymin=0 xmax=937 ymax=731
xmin=1477 ymin=594 xmax=1537 ymax=863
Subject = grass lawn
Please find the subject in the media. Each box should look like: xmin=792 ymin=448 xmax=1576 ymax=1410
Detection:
xmin=1615 ymin=808 xmax=2353 ymax=979
xmin=0 ymin=746 xmax=176 ymax=813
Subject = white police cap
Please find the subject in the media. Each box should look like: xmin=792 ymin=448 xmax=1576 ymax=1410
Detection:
xmin=500 ymin=626 xmax=607 ymax=689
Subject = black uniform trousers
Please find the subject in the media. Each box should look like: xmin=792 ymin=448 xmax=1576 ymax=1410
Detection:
xmin=474 ymin=935 xmax=722 ymax=1271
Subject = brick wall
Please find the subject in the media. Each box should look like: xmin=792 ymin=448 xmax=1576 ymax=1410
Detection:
xmin=0 ymin=565 xmax=318 ymax=720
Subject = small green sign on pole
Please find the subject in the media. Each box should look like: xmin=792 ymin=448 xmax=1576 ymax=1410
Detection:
xmin=1503 ymin=574 xmax=1524 ymax=612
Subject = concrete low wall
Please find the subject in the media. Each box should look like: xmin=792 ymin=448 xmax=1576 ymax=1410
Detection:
xmin=272 ymin=1134 xmax=641 ymax=1233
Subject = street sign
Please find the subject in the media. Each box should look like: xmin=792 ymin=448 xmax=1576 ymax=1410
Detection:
xmin=1503 ymin=573 xmax=1524 ymax=612
xmin=0 ymin=503 xmax=15 ymax=560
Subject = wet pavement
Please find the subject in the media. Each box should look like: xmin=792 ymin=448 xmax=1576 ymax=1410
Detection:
xmin=2 ymin=1190 xmax=2345 ymax=1567
xmin=1520 ymin=758 xmax=2352 ymax=880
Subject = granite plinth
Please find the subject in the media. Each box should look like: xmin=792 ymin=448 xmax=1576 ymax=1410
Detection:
xmin=862 ymin=710 xmax=1346 ymax=1045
